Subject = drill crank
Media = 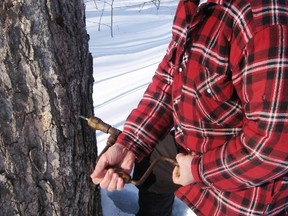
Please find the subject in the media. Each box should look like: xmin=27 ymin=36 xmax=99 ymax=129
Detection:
xmin=80 ymin=115 xmax=178 ymax=186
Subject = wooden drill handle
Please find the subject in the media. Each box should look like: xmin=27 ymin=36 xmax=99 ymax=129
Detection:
xmin=86 ymin=116 xmax=121 ymax=136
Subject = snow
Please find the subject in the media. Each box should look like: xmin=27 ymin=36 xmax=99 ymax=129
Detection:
xmin=85 ymin=0 xmax=196 ymax=215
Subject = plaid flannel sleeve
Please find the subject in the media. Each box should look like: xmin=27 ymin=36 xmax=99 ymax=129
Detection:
xmin=116 ymin=39 xmax=176 ymax=161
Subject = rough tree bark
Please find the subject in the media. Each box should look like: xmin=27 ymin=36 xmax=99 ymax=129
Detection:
xmin=0 ymin=0 xmax=101 ymax=215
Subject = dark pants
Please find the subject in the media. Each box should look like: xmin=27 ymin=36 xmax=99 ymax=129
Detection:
xmin=133 ymin=132 xmax=181 ymax=216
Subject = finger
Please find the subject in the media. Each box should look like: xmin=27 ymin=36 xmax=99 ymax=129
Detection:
xmin=90 ymin=156 xmax=108 ymax=179
xmin=116 ymin=177 xmax=124 ymax=190
xmin=174 ymin=165 xmax=180 ymax=178
xmin=91 ymin=164 xmax=108 ymax=185
xmin=107 ymin=172 xmax=119 ymax=192
xmin=91 ymin=170 xmax=107 ymax=185
xmin=175 ymin=153 xmax=184 ymax=162
xmin=99 ymin=169 xmax=113 ymax=189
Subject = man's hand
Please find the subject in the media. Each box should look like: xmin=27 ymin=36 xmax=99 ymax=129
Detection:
xmin=172 ymin=153 xmax=195 ymax=186
xmin=90 ymin=143 xmax=136 ymax=191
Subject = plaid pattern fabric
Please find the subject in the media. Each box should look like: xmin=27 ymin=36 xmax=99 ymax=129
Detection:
xmin=117 ymin=0 xmax=288 ymax=215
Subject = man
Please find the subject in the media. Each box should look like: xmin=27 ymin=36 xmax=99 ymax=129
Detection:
xmin=91 ymin=0 xmax=288 ymax=215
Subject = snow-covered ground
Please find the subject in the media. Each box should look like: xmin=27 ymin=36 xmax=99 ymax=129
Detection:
xmin=85 ymin=1 xmax=196 ymax=215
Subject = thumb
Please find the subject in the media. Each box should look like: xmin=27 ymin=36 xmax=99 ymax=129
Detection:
xmin=175 ymin=152 xmax=185 ymax=164
xmin=91 ymin=155 xmax=108 ymax=179
xmin=172 ymin=165 xmax=181 ymax=185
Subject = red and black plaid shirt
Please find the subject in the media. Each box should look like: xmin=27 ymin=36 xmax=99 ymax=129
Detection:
xmin=117 ymin=0 xmax=288 ymax=215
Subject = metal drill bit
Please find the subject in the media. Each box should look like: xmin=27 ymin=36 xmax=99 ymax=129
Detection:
xmin=79 ymin=115 xmax=88 ymax=121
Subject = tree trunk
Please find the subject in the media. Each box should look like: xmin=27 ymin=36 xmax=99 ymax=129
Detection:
xmin=0 ymin=0 xmax=101 ymax=215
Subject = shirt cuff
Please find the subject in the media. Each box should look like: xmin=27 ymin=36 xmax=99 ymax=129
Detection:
xmin=116 ymin=132 xmax=145 ymax=161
